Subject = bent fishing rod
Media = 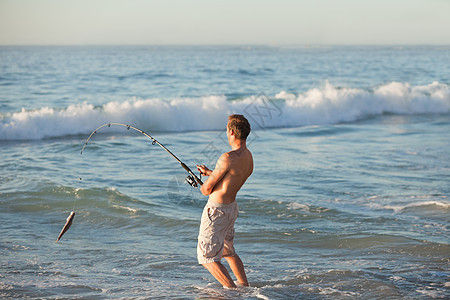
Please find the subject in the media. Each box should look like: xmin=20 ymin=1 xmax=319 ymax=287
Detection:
xmin=80 ymin=122 xmax=203 ymax=187
xmin=56 ymin=123 xmax=202 ymax=243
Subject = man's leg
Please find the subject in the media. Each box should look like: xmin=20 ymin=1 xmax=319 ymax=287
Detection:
xmin=202 ymin=261 xmax=236 ymax=288
xmin=224 ymin=253 xmax=249 ymax=286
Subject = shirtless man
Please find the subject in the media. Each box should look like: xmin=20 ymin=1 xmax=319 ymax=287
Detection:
xmin=196 ymin=114 xmax=253 ymax=288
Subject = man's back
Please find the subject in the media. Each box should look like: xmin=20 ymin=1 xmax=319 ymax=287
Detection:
xmin=208 ymin=147 xmax=253 ymax=204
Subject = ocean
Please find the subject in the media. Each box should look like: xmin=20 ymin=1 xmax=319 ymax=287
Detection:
xmin=1 ymin=45 xmax=449 ymax=299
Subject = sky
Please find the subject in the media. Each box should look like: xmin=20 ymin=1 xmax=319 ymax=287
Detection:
xmin=0 ymin=0 xmax=449 ymax=46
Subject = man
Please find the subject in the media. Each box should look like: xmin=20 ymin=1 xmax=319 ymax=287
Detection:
xmin=196 ymin=114 xmax=253 ymax=288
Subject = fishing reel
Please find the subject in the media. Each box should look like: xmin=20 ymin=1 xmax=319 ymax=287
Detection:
xmin=185 ymin=173 xmax=202 ymax=188
xmin=185 ymin=175 xmax=197 ymax=188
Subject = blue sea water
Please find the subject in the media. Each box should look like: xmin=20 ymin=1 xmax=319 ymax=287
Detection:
xmin=1 ymin=45 xmax=449 ymax=299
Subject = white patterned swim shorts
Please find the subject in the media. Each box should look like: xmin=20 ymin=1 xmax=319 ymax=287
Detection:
xmin=197 ymin=200 xmax=239 ymax=264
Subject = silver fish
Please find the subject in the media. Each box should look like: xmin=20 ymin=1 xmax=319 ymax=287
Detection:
xmin=56 ymin=211 xmax=75 ymax=243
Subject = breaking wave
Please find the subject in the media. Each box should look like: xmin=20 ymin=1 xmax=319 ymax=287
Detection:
xmin=0 ymin=81 xmax=449 ymax=140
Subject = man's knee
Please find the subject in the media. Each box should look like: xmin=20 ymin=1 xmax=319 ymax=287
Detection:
xmin=222 ymin=244 xmax=235 ymax=258
xmin=202 ymin=261 xmax=221 ymax=269
xmin=222 ymin=252 xmax=236 ymax=258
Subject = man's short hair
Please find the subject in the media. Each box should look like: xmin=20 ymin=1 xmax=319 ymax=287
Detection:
xmin=228 ymin=114 xmax=251 ymax=140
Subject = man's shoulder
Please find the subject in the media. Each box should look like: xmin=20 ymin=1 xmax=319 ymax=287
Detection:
xmin=226 ymin=149 xmax=252 ymax=166
xmin=216 ymin=152 xmax=232 ymax=169
xmin=228 ymin=148 xmax=252 ymax=157
xmin=220 ymin=151 xmax=232 ymax=160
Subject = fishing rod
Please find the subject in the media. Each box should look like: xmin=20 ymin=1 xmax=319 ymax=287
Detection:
xmin=56 ymin=122 xmax=203 ymax=243
xmin=80 ymin=122 xmax=203 ymax=187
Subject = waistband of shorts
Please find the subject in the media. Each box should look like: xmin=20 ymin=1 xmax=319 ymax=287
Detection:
xmin=207 ymin=199 xmax=237 ymax=208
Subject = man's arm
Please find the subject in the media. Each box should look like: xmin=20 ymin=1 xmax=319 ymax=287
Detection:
xmin=199 ymin=153 xmax=230 ymax=196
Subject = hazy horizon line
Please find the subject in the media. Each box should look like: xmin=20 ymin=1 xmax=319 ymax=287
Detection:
xmin=1 ymin=43 xmax=449 ymax=47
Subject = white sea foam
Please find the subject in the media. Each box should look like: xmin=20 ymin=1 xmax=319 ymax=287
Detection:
xmin=274 ymin=81 xmax=449 ymax=127
xmin=287 ymin=202 xmax=310 ymax=212
xmin=111 ymin=204 xmax=138 ymax=213
xmin=1 ymin=82 xmax=448 ymax=140
xmin=370 ymin=200 xmax=450 ymax=213
xmin=318 ymin=287 xmax=361 ymax=297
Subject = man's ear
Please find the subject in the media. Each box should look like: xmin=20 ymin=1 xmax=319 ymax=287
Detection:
xmin=229 ymin=129 xmax=235 ymax=136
